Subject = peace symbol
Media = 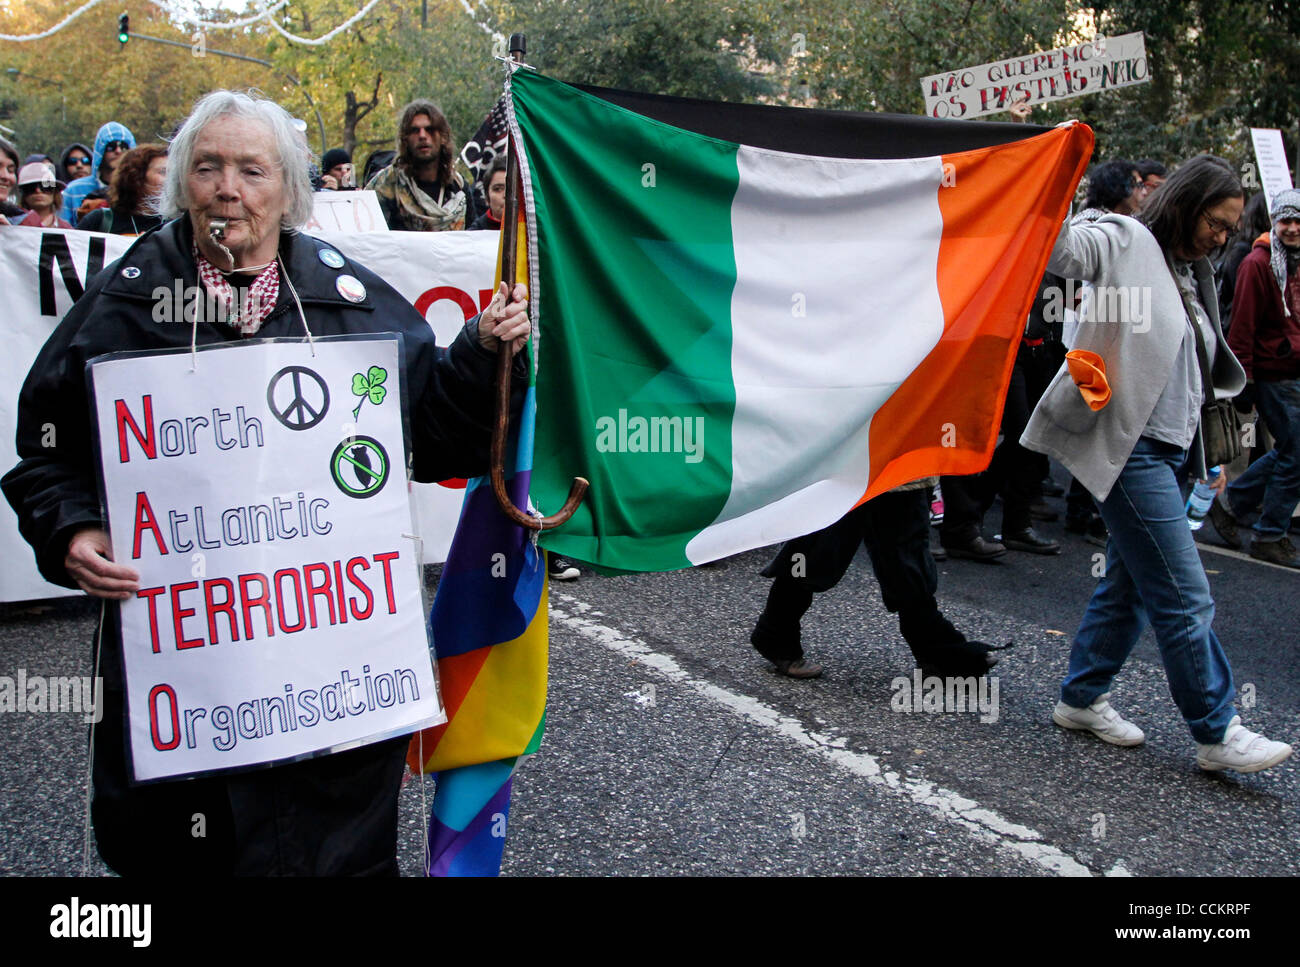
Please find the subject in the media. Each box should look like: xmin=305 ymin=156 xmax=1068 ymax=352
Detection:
xmin=267 ymin=366 xmax=330 ymax=431
xmin=330 ymin=436 xmax=390 ymax=499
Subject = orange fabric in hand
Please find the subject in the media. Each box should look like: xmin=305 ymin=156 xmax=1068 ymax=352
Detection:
xmin=1065 ymin=349 xmax=1111 ymax=411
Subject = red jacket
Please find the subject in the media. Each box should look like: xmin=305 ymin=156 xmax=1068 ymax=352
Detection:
xmin=1228 ymin=236 xmax=1300 ymax=381
xmin=15 ymin=209 xmax=73 ymax=229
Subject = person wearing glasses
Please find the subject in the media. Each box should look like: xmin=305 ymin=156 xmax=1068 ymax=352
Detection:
xmin=60 ymin=121 xmax=136 ymax=225
xmin=58 ymin=142 xmax=94 ymax=184
xmin=1023 ymin=155 xmax=1292 ymax=774
xmin=12 ymin=162 xmax=72 ymax=228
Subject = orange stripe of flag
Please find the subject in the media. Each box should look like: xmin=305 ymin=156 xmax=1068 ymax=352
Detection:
xmin=861 ymin=122 xmax=1094 ymax=503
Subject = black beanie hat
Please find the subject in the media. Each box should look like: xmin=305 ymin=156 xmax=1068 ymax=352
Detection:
xmin=321 ymin=147 xmax=351 ymax=171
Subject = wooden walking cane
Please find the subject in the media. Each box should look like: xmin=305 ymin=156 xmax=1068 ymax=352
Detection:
xmin=489 ymin=101 xmax=588 ymax=530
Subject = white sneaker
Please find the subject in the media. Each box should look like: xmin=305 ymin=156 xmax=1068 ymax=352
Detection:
xmin=1052 ymin=693 xmax=1145 ymax=746
xmin=1196 ymin=716 xmax=1293 ymax=774
xmin=546 ymin=555 xmax=580 ymax=581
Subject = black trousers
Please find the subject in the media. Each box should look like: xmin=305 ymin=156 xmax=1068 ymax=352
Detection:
xmin=90 ymin=610 xmax=407 ymax=876
xmin=753 ymin=488 xmax=947 ymax=662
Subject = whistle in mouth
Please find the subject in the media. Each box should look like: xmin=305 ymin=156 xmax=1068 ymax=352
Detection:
xmin=209 ymin=218 xmax=228 ymax=241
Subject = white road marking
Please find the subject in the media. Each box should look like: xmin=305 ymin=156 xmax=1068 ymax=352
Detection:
xmin=1196 ymin=540 xmax=1300 ymax=573
xmin=553 ymin=593 xmax=1119 ymax=878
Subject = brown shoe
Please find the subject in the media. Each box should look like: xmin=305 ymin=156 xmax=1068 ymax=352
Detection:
xmin=942 ymin=535 xmax=1007 ymax=562
xmin=772 ymin=658 xmax=824 ymax=679
xmin=1207 ymin=497 xmax=1243 ymax=549
xmin=1249 ymin=537 xmax=1300 ymax=568
xmin=1002 ymin=527 xmax=1061 ymax=555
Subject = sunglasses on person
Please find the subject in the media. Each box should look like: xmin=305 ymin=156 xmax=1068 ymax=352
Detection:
xmin=104 ymin=141 xmax=130 ymax=152
xmin=67 ymin=156 xmax=91 ymax=167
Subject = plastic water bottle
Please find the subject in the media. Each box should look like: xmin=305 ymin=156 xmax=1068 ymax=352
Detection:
xmin=1186 ymin=466 xmax=1222 ymax=530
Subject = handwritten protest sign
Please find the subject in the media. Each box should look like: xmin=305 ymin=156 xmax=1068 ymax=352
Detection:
xmin=90 ymin=335 xmax=444 ymax=781
xmin=1248 ymin=129 xmax=1295 ymax=211
xmin=920 ymin=32 xmax=1149 ymax=120
xmin=303 ymin=190 xmax=388 ymax=233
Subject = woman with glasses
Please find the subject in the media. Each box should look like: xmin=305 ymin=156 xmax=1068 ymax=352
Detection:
xmin=1023 ymin=155 xmax=1292 ymax=774
xmin=60 ymin=121 xmax=135 ymax=224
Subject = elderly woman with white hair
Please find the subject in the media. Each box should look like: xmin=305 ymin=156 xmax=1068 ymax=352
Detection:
xmin=3 ymin=90 xmax=530 ymax=876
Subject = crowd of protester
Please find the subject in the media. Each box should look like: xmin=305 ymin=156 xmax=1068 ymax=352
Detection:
xmin=0 ymin=88 xmax=1294 ymax=877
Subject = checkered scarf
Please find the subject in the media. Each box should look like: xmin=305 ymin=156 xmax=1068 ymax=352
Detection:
xmin=1270 ymin=189 xmax=1300 ymax=318
xmin=193 ymin=241 xmax=280 ymax=334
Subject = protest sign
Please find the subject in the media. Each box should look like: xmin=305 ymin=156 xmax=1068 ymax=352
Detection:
xmin=90 ymin=335 xmax=444 ymax=781
xmin=303 ymin=190 xmax=388 ymax=234
xmin=1248 ymin=129 xmax=1295 ymax=211
xmin=920 ymin=32 xmax=1149 ymax=120
xmin=0 ymin=227 xmax=500 ymax=602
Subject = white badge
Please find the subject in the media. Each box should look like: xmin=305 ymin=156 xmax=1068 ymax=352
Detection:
xmin=336 ymin=274 xmax=367 ymax=303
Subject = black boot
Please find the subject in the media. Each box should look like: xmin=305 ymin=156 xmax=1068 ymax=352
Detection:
xmin=899 ymin=606 xmax=1004 ymax=677
xmin=750 ymin=579 xmax=813 ymax=664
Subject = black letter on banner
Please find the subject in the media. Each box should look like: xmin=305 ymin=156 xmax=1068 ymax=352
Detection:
xmin=37 ymin=233 xmax=83 ymax=316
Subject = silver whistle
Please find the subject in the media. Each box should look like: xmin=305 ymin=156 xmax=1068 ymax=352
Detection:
xmin=207 ymin=217 xmax=234 ymax=269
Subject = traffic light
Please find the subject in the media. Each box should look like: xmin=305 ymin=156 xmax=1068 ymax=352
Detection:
xmin=117 ymin=13 xmax=129 ymax=46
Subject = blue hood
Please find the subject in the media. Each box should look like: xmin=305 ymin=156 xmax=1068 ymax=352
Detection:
xmin=91 ymin=121 xmax=136 ymax=186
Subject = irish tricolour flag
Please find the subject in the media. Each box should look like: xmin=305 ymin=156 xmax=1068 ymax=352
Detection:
xmin=509 ymin=69 xmax=1092 ymax=572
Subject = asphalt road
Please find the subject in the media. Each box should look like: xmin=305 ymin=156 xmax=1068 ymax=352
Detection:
xmin=1 ymin=494 xmax=1297 ymax=877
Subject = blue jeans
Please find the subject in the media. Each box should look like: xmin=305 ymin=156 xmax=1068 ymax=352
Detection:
xmin=1225 ymin=378 xmax=1300 ymax=541
xmin=1060 ymin=437 xmax=1236 ymax=744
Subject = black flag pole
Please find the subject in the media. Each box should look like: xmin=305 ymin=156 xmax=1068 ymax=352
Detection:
xmin=490 ymin=33 xmax=589 ymax=531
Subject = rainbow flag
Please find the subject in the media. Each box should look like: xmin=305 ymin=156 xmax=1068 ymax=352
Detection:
xmin=406 ymin=210 xmax=546 ymax=878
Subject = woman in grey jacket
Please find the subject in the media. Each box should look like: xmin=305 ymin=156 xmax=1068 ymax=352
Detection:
xmin=1022 ymin=155 xmax=1292 ymax=774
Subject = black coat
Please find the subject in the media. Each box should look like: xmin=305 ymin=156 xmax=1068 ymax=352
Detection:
xmin=2 ymin=214 xmax=521 ymax=875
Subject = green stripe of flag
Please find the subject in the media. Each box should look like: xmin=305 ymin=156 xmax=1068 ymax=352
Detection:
xmin=515 ymin=70 xmax=741 ymax=571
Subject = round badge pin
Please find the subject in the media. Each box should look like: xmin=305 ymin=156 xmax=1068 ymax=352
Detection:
xmin=121 ymin=266 xmax=141 ymax=279
xmin=318 ymin=248 xmax=345 ymax=269
xmin=336 ymin=274 xmax=367 ymax=303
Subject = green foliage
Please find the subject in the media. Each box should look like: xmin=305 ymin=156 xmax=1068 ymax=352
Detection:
xmin=493 ymin=0 xmax=783 ymax=100
xmin=264 ymin=0 xmax=502 ymax=166
xmin=3 ymin=0 xmax=1294 ymax=178
xmin=0 ymin=2 xmax=285 ymax=155
xmin=1087 ymin=0 xmax=1300 ymax=170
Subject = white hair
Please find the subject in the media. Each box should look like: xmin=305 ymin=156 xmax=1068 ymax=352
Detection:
xmin=161 ymin=89 xmax=313 ymax=228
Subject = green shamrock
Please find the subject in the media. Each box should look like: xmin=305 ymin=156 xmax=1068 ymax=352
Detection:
xmin=351 ymin=365 xmax=389 ymax=420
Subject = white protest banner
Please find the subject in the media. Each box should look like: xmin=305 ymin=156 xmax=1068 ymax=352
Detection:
xmin=90 ymin=335 xmax=444 ymax=781
xmin=0 ymin=228 xmax=126 ymax=603
xmin=0 ymin=227 xmax=499 ymax=602
xmin=303 ymin=190 xmax=388 ymax=234
xmin=1248 ymin=129 xmax=1295 ymax=211
xmin=920 ymin=32 xmax=1149 ymax=120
